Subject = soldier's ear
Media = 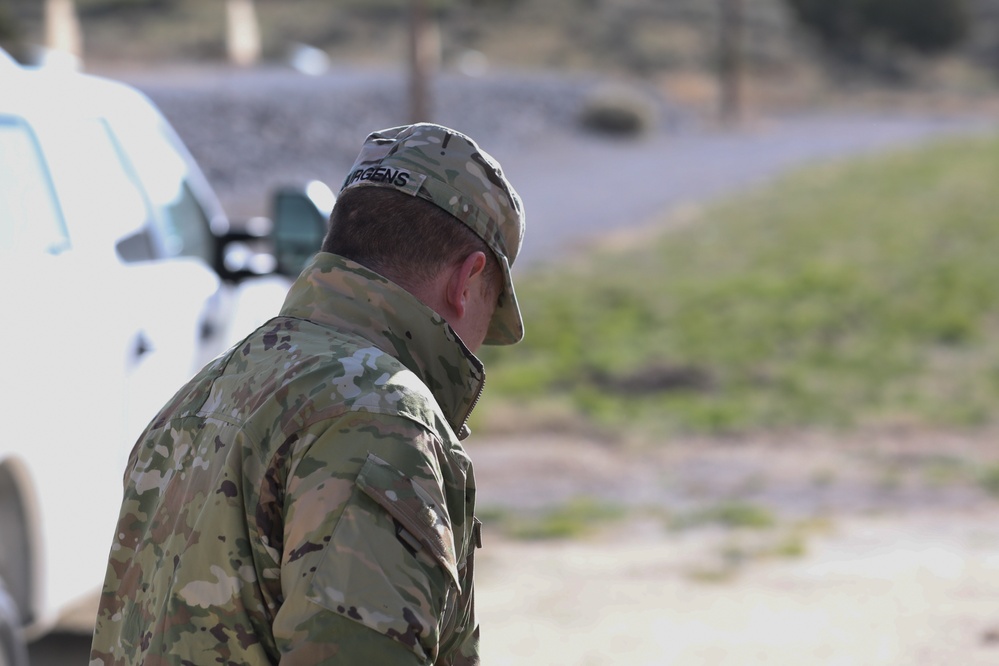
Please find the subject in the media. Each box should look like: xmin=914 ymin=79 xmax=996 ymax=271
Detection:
xmin=445 ymin=251 xmax=488 ymax=320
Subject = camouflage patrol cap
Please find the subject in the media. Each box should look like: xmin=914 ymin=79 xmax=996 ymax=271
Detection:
xmin=340 ymin=123 xmax=526 ymax=345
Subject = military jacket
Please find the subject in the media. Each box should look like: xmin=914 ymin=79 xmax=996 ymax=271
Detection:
xmin=90 ymin=253 xmax=484 ymax=665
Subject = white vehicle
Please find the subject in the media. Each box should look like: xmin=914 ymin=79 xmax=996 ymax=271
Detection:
xmin=0 ymin=53 xmax=330 ymax=665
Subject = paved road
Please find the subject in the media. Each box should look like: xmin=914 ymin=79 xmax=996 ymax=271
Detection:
xmin=25 ymin=77 xmax=994 ymax=663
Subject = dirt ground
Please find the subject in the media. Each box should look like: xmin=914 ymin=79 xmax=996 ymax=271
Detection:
xmin=470 ymin=429 xmax=999 ymax=665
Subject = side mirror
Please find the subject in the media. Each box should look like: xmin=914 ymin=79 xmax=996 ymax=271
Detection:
xmin=213 ymin=216 xmax=276 ymax=283
xmin=272 ymin=181 xmax=335 ymax=277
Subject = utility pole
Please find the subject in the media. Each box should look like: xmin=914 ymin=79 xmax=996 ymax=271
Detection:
xmin=408 ymin=0 xmax=438 ymax=123
xmin=226 ymin=0 xmax=261 ymax=67
xmin=44 ymin=0 xmax=83 ymax=62
xmin=718 ymin=0 xmax=744 ymax=126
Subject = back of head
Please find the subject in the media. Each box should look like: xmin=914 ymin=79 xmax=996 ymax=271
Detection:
xmin=323 ymin=123 xmax=526 ymax=346
xmin=322 ymin=187 xmax=500 ymax=293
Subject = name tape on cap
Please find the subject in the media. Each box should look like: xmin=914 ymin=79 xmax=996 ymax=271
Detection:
xmin=341 ymin=165 xmax=426 ymax=196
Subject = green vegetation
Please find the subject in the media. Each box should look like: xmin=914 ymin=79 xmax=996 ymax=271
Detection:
xmin=8 ymin=0 xmax=999 ymax=86
xmin=920 ymin=455 xmax=974 ymax=486
xmin=787 ymin=0 xmax=969 ymax=58
xmin=672 ymin=502 xmax=777 ymax=530
xmin=1 ymin=0 xmax=803 ymax=71
xmin=578 ymin=82 xmax=660 ymax=137
xmin=684 ymin=529 xmax=810 ymax=583
xmin=478 ymin=133 xmax=999 ymax=437
xmin=978 ymin=464 xmax=999 ymax=497
xmin=479 ymin=499 xmax=627 ymax=540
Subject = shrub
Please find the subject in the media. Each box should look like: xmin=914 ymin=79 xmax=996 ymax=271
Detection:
xmin=785 ymin=0 xmax=969 ymax=59
xmin=0 ymin=2 xmax=19 ymax=44
xmin=578 ymin=82 xmax=658 ymax=137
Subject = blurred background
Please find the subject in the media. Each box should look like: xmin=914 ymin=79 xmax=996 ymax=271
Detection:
xmin=4 ymin=0 xmax=999 ymax=219
xmin=5 ymin=1 xmax=999 ymax=664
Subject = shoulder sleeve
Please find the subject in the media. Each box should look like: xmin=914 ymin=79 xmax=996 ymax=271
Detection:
xmin=271 ymin=412 xmax=460 ymax=665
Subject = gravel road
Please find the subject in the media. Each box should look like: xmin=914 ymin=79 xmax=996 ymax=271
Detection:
xmin=109 ymin=64 xmax=995 ymax=266
xmin=110 ymin=65 xmax=642 ymax=223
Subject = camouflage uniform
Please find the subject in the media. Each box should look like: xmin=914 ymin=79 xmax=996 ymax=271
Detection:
xmin=91 ymin=123 xmax=524 ymax=666
xmin=91 ymin=254 xmax=486 ymax=665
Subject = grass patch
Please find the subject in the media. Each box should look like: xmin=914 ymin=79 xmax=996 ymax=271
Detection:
xmin=978 ymin=464 xmax=999 ymax=497
xmin=671 ymin=501 xmax=777 ymax=530
xmin=683 ymin=518 xmax=827 ymax=583
xmin=479 ymin=498 xmax=628 ymax=541
xmin=683 ymin=531 xmax=802 ymax=583
xmin=479 ymin=133 xmax=999 ymax=436
xmin=921 ymin=455 xmax=975 ymax=486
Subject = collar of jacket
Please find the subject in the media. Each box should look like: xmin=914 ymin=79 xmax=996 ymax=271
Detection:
xmin=280 ymin=252 xmax=485 ymax=440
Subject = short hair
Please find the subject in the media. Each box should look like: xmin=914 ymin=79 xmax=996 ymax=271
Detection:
xmin=322 ymin=187 xmax=502 ymax=295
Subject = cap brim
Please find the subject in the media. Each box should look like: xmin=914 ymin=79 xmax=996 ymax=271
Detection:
xmin=483 ymin=254 xmax=523 ymax=346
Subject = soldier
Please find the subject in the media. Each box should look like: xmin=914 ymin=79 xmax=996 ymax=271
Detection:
xmin=90 ymin=123 xmax=526 ymax=665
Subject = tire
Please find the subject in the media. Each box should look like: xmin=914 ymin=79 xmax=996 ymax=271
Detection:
xmin=0 ymin=579 xmax=28 ymax=666
xmin=0 ymin=458 xmax=35 ymax=666
xmin=0 ymin=459 xmax=37 ymax=630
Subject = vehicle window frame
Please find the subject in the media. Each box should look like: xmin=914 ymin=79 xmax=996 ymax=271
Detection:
xmin=0 ymin=114 xmax=71 ymax=256
xmin=103 ymin=115 xmax=216 ymax=266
